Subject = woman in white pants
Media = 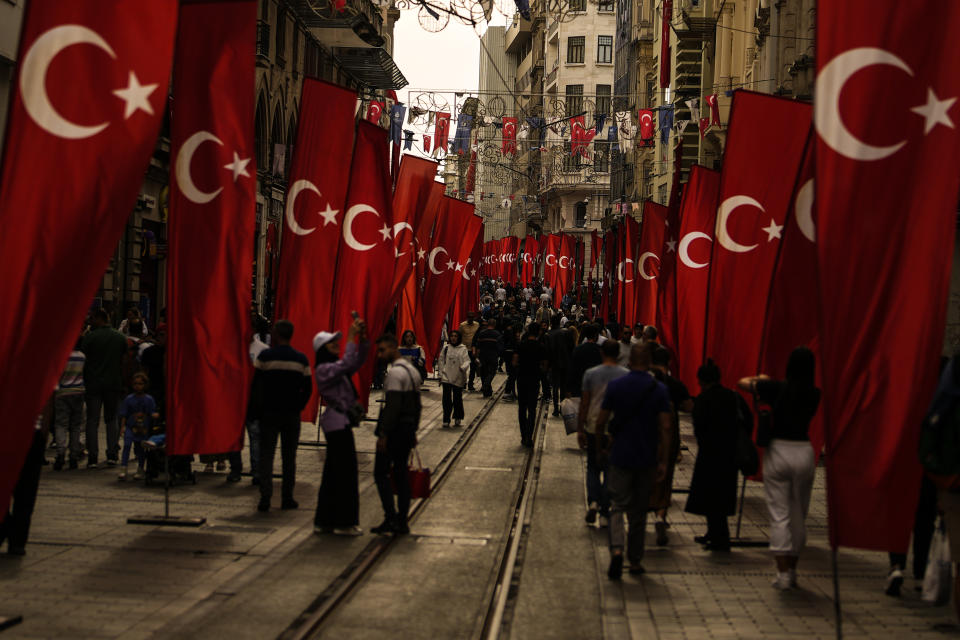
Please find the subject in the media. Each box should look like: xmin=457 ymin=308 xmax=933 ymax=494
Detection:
xmin=739 ymin=347 xmax=820 ymax=590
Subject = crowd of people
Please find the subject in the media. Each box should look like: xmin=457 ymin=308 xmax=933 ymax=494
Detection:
xmin=3 ymin=277 xmax=957 ymax=620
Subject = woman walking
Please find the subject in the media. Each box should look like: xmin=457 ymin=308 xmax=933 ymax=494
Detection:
xmin=398 ymin=330 xmax=427 ymax=382
xmin=313 ymin=317 xmax=369 ymax=536
xmin=738 ymin=346 xmax=820 ymax=589
xmin=437 ymin=330 xmax=471 ymax=428
xmin=685 ymin=359 xmax=739 ymax=552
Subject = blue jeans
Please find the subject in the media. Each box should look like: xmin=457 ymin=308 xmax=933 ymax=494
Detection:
xmin=228 ymin=419 xmax=260 ymax=475
xmin=585 ymin=433 xmax=609 ymax=514
xmin=120 ymin=429 xmax=144 ymax=468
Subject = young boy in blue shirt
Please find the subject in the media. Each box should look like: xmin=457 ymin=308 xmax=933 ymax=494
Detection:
xmin=118 ymin=372 xmax=159 ymax=480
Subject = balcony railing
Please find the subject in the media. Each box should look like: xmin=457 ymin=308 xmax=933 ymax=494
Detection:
xmin=546 ymin=65 xmax=558 ymax=86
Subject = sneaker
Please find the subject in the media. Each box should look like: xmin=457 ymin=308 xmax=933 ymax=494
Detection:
xmin=281 ymin=499 xmax=299 ymax=510
xmin=371 ymin=520 xmax=395 ymax=535
xmin=607 ymin=553 xmax=623 ymax=580
xmin=442 ymin=422 xmax=451 ymax=429
xmin=772 ymin=572 xmax=793 ymax=590
xmin=105 ymin=458 xmax=118 ymax=467
xmin=226 ymin=471 xmax=242 ymax=483
xmin=333 ymin=526 xmax=363 ymax=536
xmin=53 ymin=455 xmax=64 ymax=471
xmin=598 ymin=515 xmax=609 ymax=528
xmin=655 ymin=521 xmax=669 ymax=546
xmin=87 ymin=460 xmax=99 ymax=470
xmin=117 ymin=470 xmax=127 ymax=481
xmin=454 ymin=419 xmax=462 ymax=427
xmin=257 ymin=497 xmax=270 ymax=512
xmin=885 ymin=567 xmax=904 ymax=597
xmin=585 ymin=502 xmax=598 ymax=525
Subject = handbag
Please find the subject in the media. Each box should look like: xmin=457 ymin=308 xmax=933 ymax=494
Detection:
xmin=559 ymin=397 xmax=580 ymax=435
xmin=405 ymin=447 xmax=432 ymax=499
xmin=923 ymin=516 xmax=952 ymax=605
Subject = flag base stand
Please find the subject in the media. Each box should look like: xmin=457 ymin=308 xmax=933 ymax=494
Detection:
xmin=729 ymin=476 xmax=768 ymax=548
xmin=127 ymin=453 xmax=205 ymax=528
xmin=0 ymin=615 xmax=23 ymax=631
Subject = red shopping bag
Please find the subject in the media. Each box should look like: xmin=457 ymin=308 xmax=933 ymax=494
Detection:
xmin=392 ymin=447 xmax=431 ymax=499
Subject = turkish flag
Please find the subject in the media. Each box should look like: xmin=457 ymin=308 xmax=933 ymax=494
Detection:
xmin=502 ymin=116 xmax=518 ymax=155
xmin=705 ymin=94 xmax=721 ymax=127
xmin=450 ymin=233 xmax=483 ymax=330
xmin=167 ymin=0 xmax=256 ymax=455
xmin=434 ymin=112 xmax=451 ymax=153
xmin=503 ymin=236 xmax=521 ymax=286
xmin=675 ymin=165 xmax=720 ymax=394
xmin=698 ymin=117 xmax=710 ymax=138
xmin=423 ymin=134 xmax=432 ymax=153
xmin=331 ymin=122 xmax=396 ymax=411
xmin=571 ymin=116 xmax=595 ymax=158
xmin=639 ymin=109 xmax=655 ymax=141
xmin=704 ymin=91 xmax=811 ymax=392
xmin=520 ymin=235 xmax=539 ymax=286
xmin=421 ymin=198 xmax=483 ymax=358
xmin=366 ymin=100 xmax=384 ymax=124
xmin=556 ymin=234 xmax=578 ymax=298
xmin=619 ymin=217 xmax=640 ymax=327
xmin=657 ymin=158 xmax=684 ymax=361
xmin=816 ymin=1 xmax=960 ymax=551
xmin=542 ymin=234 xmax=561 ymax=294
xmin=602 ymin=229 xmax=616 ymax=322
xmin=389 ymin=155 xmax=440 ymax=305
xmin=274 ymin=78 xmax=356 ymax=422
xmin=0 ymin=0 xmax=178 ymax=511
xmin=635 ymin=202 xmax=667 ymax=326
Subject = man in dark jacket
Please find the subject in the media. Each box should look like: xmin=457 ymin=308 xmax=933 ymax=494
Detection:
xmin=81 ymin=309 xmax=129 ymax=467
xmin=568 ymin=323 xmax=603 ymax=398
xmin=474 ymin=319 xmax=503 ymax=398
xmin=372 ymin=334 xmax=423 ymax=535
xmin=545 ymin=315 xmax=574 ymax=415
xmin=250 ymin=319 xmax=312 ymax=512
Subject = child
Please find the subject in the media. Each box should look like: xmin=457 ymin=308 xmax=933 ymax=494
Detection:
xmin=118 ymin=372 xmax=159 ymax=480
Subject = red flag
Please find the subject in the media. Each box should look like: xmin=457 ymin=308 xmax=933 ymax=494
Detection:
xmin=167 ymin=0 xmax=255 ymax=455
xmin=659 ymin=0 xmax=672 ymax=88
xmin=0 ymin=0 xmax=178 ymax=510
xmin=639 ymin=109 xmax=655 ymax=141
xmin=331 ymin=122 xmax=396 ymax=411
xmin=502 ymin=116 xmax=518 ymax=155
xmin=815 ymin=1 xmax=960 ymax=551
xmin=704 ymin=91 xmax=811 ymax=392
xmin=556 ymin=234 xmax=578 ymax=300
xmin=421 ymin=199 xmax=483 ymax=357
xmin=542 ymin=234 xmax=561 ymax=294
xmin=571 ymin=115 xmax=595 ymax=158
xmin=274 ymin=79 xmax=356 ymax=422
xmin=423 ymin=134 xmax=432 ymax=153
xmin=434 ymin=112 xmax=451 ymax=152
xmin=635 ymin=202 xmax=667 ymax=327
xmin=521 ymin=235 xmax=539 ymax=286
xmin=698 ymin=117 xmax=710 ymax=138
xmin=675 ymin=165 xmax=720 ymax=393
xmin=657 ymin=148 xmax=684 ymax=359
xmin=450 ymin=233 xmax=483 ymax=330
xmin=503 ymin=236 xmax=521 ymax=286
xmin=365 ymin=100 xmax=384 ymax=124
xmin=389 ymin=156 xmax=440 ymax=304
xmin=618 ymin=217 xmax=639 ymax=327
xmin=705 ymin=94 xmax=721 ymax=127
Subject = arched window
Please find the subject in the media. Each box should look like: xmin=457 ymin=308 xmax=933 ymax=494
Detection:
xmin=270 ymin=106 xmax=284 ymax=176
xmin=254 ymin=92 xmax=268 ymax=172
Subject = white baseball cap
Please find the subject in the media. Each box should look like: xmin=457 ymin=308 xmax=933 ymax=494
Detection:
xmin=312 ymin=331 xmax=342 ymax=353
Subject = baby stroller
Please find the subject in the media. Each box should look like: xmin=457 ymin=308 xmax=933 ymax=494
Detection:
xmin=142 ymin=433 xmax=197 ymax=486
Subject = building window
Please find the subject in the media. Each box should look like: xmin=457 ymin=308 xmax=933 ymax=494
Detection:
xmin=597 ymin=35 xmax=613 ymax=63
xmin=598 ymin=0 xmax=613 ymax=11
xmin=658 ymin=183 xmax=667 ymax=205
xmin=261 ymin=0 xmax=269 ymax=21
xmin=566 ymin=36 xmax=585 ymax=64
xmin=575 ymin=202 xmax=587 ymax=227
xmin=565 ymin=84 xmax=583 ymax=116
xmin=595 ymin=84 xmax=611 ymax=115
xmin=275 ymin=9 xmax=286 ymax=67
xmin=291 ymin=27 xmax=299 ymax=74
xmin=569 ymin=0 xmax=586 ymax=10
xmin=594 ymin=141 xmax=609 ymax=173
xmin=563 ymin=141 xmax=583 ymax=172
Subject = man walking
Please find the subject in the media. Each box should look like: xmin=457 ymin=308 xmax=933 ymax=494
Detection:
xmin=595 ymin=343 xmax=672 ymax=579
xmin=545 ymin=315 xmax=574 ymax=416
xmin=474 ymin=318 xmax=502 ymax=398
xmin=54 ymin=337 xmax=86 ymax=470
xmin=372 ymin=334 xmax=422 ymax=535
xmin=513 ymin=323 xmax=549 ymax=447
xmin=250 ymin=320 xmax=312 ymax=512
xmin=82 ymin=309 xmax=128 ymax=467
xmin=568 ymin=324 xmax=602 ymax=402
xmin=458 ymin=311 xmax=481 ymax=391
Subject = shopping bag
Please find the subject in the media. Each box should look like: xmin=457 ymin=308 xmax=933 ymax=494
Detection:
xmin=923 ymin=516 xmax=953 ymax=605
xmin=560 ymin=397 xmax=580 ymax=435
xmin=406 ymin=447 xmax=431 ymax=499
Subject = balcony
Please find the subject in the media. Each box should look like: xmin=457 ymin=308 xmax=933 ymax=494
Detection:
xmin=548 ymin=18 xmax=559 ymax=42
xmin=289 ymin=0 xmax=384 ymax=46
xmin=633 ymin=20 xmax=653 ymax=43
xmin=545 ymin=64 xmax=559 ymax=91
xmin=505 ymin=13 xmax=532 ymax=54
xmin=256 ymin=21 xmax=270 ymax=63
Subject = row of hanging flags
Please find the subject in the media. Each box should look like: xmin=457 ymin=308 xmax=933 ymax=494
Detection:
xmin=376 ymin=93 xmax=723 ymax=160
xmin=480 ymin=0 xmax=960 ymax=555
xmin=0 ymin=0 xmax=484 ymax=514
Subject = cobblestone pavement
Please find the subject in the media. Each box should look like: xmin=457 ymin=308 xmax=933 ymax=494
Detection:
xmin=1 ymin=380 xmax=958 ymax=639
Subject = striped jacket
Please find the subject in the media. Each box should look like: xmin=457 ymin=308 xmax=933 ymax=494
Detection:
xmin=250 ymin=344 xmax=312 ymax=417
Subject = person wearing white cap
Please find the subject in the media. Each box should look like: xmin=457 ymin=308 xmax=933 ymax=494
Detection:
xmin=313 ymin=317 xmax=369 ymax=536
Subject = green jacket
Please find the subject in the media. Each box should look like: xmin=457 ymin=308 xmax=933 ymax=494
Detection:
xmin=81 ymin=326 xmax=128 ymax=392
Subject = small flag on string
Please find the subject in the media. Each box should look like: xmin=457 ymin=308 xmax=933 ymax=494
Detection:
xmin=698 ymin=117 xmax=710 ymax=138
xmin=595 ymin=113 xmax=606 ymax=135
xmin=658 ymin=105 xmax=674 ymax=145
xmin=390 ymin=103 xmax=406 ymax=144
xmin=423 ymin=134 xmax=432 ymax=153
xmin=453 ymin=113 xmax=473 ymax=154
xmin=705 ymin=93 xmax=721 ymax=126
xmin=403 ymin=129 xmax=414 ymax=150
xmin=366 ymin=100 xmax=384 ymax=124
xmin=685 ymin=97 xmax=700 ymax=122
xmin=676 ymin=119 xmax=690 ymax=136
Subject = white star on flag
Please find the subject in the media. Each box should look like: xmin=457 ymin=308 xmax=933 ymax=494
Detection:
xmin=379 ymin=224 xmax=392 ymax=241
xmin=666 ymin=239 xmax=677 ymax=252
xmin=454 ymin=262 xmax=463 ymax=272
xmin=911 ymin=88 xmax=956 ymax=135
xmin=319 ymin=204 xmax=338 ymax=226
xmin=762 ymin=219 xmax=784 ymax=241
xmin=224 ymin=152 xmax=251 ymax=182
xmin=470 ymin=269 xmax=477 ymax=276
xmin=446 ymin=259 xmax=455 ymax=270
xmin=418 ymin=249 xmax=426 ymax=260
xmin=113 ymin=71 xmax=158 ymax=119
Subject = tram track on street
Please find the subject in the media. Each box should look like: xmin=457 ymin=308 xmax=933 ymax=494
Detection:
xmin=279 ymin=380 xmax=509 ymax=640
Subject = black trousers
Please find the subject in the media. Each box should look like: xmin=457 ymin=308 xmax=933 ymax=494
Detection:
xmin=479 ymin=354 xmax=498 ymax=396
xmin=441 ymin=383 xmax=464 ymax=423
xmin=889 ymin=474 xmax=938 ymax=578
xmin=374 ymin=429 xmax=415 ymax=525
xmin=1 ymin=430 xmax=45 ymax=551
xmin=550 ymin=368 xmax=566 ymax=412
xmin=517 ymin=380 xmax=539 ymax=443
xmin=258 ymin=412 xmax=300 ymax=501
xmin=468 ymin=356 xmax=478 ymax=389
xmin=315 ymin=428 xmax=359 ymax=528
xmin=706 ymin=513 xmax=731 ymax=547
xmin=503 ymin=351 xmax=516 ymax=396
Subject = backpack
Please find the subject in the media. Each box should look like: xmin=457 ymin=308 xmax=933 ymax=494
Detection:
xmin=919 ymin=396 xmax=960 ymax=490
